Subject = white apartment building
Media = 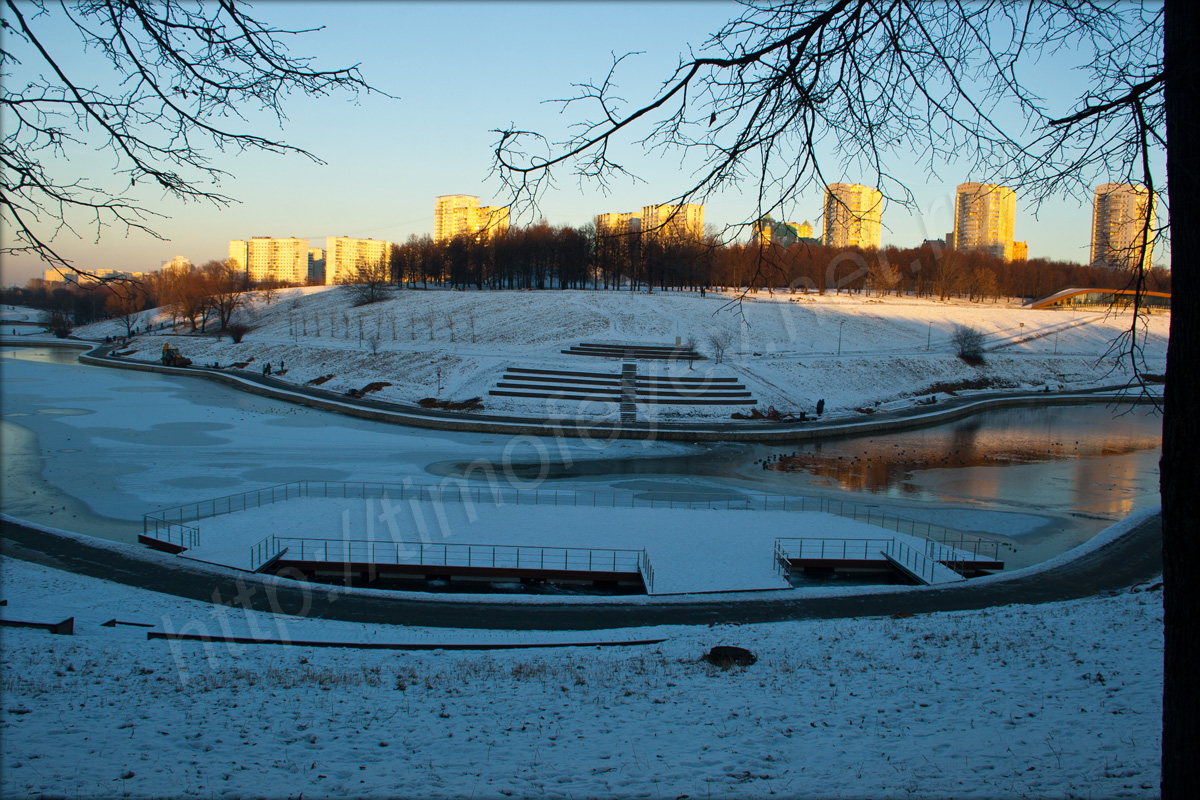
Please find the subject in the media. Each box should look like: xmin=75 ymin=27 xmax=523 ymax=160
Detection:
xmin=434 ymin=195 xmax=510 ymax=242
xmin=228 ymin=237 xmax=309 ymax=284
xmin=953 ymin=183 xmax=1016 ymax=261
xmin=822 ymin=184 xmax=883 ymax=249
xmin=1091 ymin=183 xmax=1155 ymax=271
xmin=324 ymin=237 xmax=392 ymax=285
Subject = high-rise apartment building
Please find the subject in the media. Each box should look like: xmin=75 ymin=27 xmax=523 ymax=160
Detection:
xmin=228 ymin=237 xmax=309 ymax=284
xmin=434 ymin=195 xmax=510 ymax=242
xmin=1090 ymin=183 xmax=1155 ymax=271
xmin=953 ymin=182 xmax=1016 ymax=261
xmin=307 ymin=248 xmax=326 ymax=284
xmin=595 ymin=211 xmax=643 ymax=237
xmin=822 ymin=184 xmax=883 ymax=249
xmin=640 ymin=203 xmax=705 ymax=241
xmin=160 ymin=255 xmax=192 ymax=274
xmin=324 ymin=237 xmax=392 ymax=285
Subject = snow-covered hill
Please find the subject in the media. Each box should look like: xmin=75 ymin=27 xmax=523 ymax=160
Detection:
xmin=75 ymin=287 xmax=1169 ymax=420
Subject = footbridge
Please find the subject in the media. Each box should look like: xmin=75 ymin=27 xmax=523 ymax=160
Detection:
xmin=1024 ymin=287 xmax=1171 ymax=310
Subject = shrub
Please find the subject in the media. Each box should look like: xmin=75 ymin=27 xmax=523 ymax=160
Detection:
xmin=225 ymin=320 xmax=257 ymax=343
xmin=951 ymin=324 xmax=986 ymax=365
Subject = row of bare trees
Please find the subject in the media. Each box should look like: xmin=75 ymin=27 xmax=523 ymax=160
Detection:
xmin=7 ymin=260 xmax=256 ymax=337
xmin=385 ymin=229 xmax=1167 ymax=302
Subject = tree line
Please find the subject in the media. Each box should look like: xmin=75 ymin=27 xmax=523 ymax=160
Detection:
xmin=4 ymin=232 xmax=1170 ymax=332
xmin=4 ymin=260 xmax=259 ymax=337
xmin=389 ymin=226 xmax=1170 ymax=301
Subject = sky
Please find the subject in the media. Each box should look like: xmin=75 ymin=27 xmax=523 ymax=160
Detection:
xmin=0 ymin=1 xmax=1168 ymax=287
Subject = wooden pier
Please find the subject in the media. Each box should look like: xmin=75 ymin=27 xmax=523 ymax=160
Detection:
xmin=775 ymin=537 xmax=1003 ymax=585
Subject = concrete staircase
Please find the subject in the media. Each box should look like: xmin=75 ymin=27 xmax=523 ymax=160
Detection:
xmin=488 ymin=366 xmax=756 ymax=406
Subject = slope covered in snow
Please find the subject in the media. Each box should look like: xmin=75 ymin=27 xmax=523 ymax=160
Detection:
xmin=0 ymin=552 xmax=1162 ymax=799
xmin=74 ymin=287 xmax=1169 ymax=421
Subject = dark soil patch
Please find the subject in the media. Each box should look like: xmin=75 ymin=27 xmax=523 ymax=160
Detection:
xmin=702 ymin=646 xmax=757 ymax=669
xmin=344 ymin=381 xmax=392 ymax=399
xmin=418 ymin=396 xmax=485 ymax=412
xmin=918 ymin=376 xmax=1018 ymax=396
xmin=730 ymin=407 xmax=806 ymax=422
xmin=305 ymin=374 xmax=335 ymax=386
xmin=957 ymin=353 xmax=986 ymax=367
xmin=231 ymin=358 xmax=255 ymax=369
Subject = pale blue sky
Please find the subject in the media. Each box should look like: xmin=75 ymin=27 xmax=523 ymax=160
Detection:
xmin=0 ymin=1 xmax=1167 ymax=286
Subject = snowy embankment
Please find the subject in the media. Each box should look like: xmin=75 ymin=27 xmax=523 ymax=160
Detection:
xmin=74 ymin=287 xmax=1169 ymax=421
xmin=1 ymin=552 xmax=1162 ymax=799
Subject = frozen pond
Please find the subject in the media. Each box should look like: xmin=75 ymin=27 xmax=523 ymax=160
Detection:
xmin=1 ymin=346 xmax=1162 ymax=570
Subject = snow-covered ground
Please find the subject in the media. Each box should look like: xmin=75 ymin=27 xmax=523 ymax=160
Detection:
xmin=0 ymin=304 xmax=49 ymax=326
xmin=73 ymin=287 xmax=1170 ymax=421
xmin=1 ymin=550 xmax=1163 ymax=799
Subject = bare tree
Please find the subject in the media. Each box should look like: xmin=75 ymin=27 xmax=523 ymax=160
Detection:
xmin=103 ymin=281 xmax=146 ymax=338
xmin=259 ymin=281 xmax=283 ymax=306
xmin=348 ymin=257 xmax=391 ymax=305
xmin=202 ymin=260 xmax=248 ymax=332
xmin=493 ymin=3 xmax=1196 ymax=794
xmin=706 ymin=328 xmax=733 ymax=365
xmin=1 ymin=0 xmax=382 ymax=278
xmin=951 ymin=324 xmax=986 ymax=364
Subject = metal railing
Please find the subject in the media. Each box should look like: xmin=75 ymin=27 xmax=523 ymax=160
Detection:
xmin=775 ymin=536 xmax=975 ymax=585
xmin=142 ymin=518 xmax=200 ymax=550
xmin=144 ymin=479 xmax=1006 ymax=557
xmin=775 ymin=537 xmax=894 ymax=563
xmin=882 ymin=538 xmax=961 ymax=585
xmin=249 ymin=535 xmax=655 ymax=592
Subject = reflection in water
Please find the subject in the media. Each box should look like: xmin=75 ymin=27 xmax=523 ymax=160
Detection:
xmin=477 ymin=403 xmax=1161 ymax=567
xmin=762 ymin=407 xmax=1161 ymax=498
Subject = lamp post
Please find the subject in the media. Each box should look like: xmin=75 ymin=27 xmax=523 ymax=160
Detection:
xmin=926 ymin=321 xmax=933 ymax=351
xmin=838 ymin=320 xmax=847 ymax=356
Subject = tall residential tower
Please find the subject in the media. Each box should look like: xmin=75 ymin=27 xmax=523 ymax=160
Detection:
xmin=434 ymin=195 xmax=509 ymax=242
xmin=1090 ymin=183 xmax=1155 ymax=271
xmin=953 ymin=182 xmax=1016 ymax=260
xmin=822 ymin=184 xmax=882 ymax=249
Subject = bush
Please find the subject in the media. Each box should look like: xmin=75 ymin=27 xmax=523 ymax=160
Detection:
xmin=225 ymin=320 xmax=257 ymax=343
xmin=951 ymin=324 xmax=986 ymax=365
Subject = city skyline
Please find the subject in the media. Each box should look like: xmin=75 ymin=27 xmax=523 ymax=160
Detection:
xmin=0 ymin=2 xmax=1169 ymax=287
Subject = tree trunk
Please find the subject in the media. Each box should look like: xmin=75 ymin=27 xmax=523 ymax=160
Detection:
xmin=1161 ymin=1 xmax=1199 ymax=796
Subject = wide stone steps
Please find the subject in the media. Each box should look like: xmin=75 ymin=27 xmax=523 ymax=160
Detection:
xmin=489 ymin=366 xmax=756 ymax=406
xmin=562 ymin=342 xmax=704 ymax=361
